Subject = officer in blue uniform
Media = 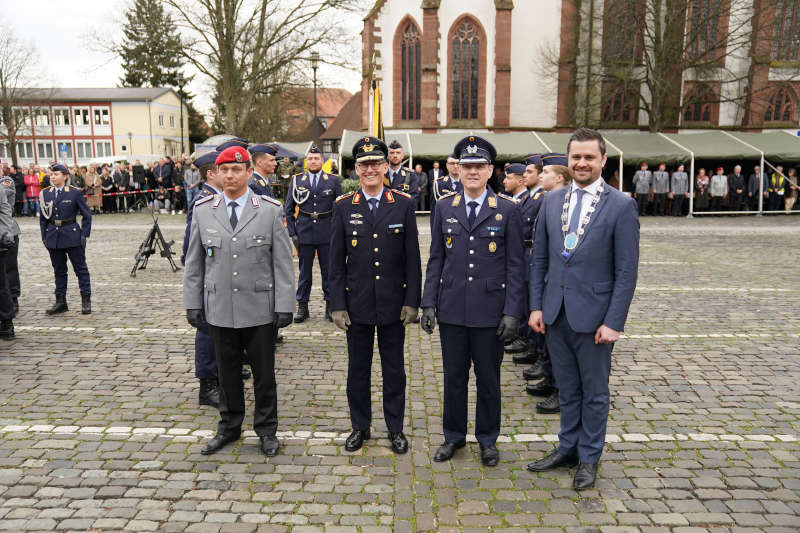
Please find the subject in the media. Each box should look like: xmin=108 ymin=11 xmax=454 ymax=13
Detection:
xmin=284 ymin=146 xmax=342 ymax=322
xmin=329 ymin=136 xmax=422 ymax=454
xmin=429 ymin=153 xmax=463 ymax=228
xmin=385 ymin=140 xmax=419 ymax=203
xmin=39 ymin=164 xmax=92 ymax=315
xmin=421 ymin=136 xmax=525 ymax=467
xmin=248 ymin=143 xmax=279 ymax=198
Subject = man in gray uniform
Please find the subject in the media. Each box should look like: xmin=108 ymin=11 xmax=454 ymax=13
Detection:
xmin=0 ymin=181 xmax=15 ymax=339
xmin=651 ymin=163 xmax=670 ymax=216
xmin=670 ymin=164 xmax=689 ymax=216
xmin=632 ymin=162 xmax=652 ymax=216
xmin=183 ymin=145 xmax=295 ymax=457
xmin=0 ymin=177 xmax=20 ymax=316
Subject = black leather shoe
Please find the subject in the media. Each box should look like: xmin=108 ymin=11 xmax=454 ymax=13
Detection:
xmin=479 ymin=444 xmax=499 ymax=466
xmin=512 ymin=349 xmax=536 ymax=365
xmin=198 ymin=379 xmax=220 ymax=408
xmin=523 ymin=359 xmax=545 ymax=380
xmin=573 ymin=462 xmax=599 ymax=490
xmin=241 ymin=366 xmax=251 ymax=380
xmin=81 ymin=293 xmax=91 ymax=314
xmin=536 ymin=389 xmax=560 ymax=414
xmin=275 ymin=334 xmax=284 ymax=344
xmin=0 ymin=320 xmax=14 ymax=341
xmin=294 ymin=302 xmax=309 ymax=323
xmin=526 ymin=449 xmax=578 ymax=472
xmin=200 ymin=433 xmax=239 ymax=455
xmin=504 ymin=337 xmax=528 ymax=353
xmin=325 ymin=301 xmax=332 ymax=322
xmin=389 ymin=432 xmax=408 ymax=454
xmin=11 ymin=298 xmax=18 ymax=317
xmin=344 ymin=429 xmax=370 ymax=452
xmin=526 ymin=376 xmax=555 ymax=396
xmin=46 ymin=294 xmax=68 ymax=315
xmin=260 ymin=435 xmax=280 ymax=457
xmin=433 ymin=441 xmax=465 ymax=462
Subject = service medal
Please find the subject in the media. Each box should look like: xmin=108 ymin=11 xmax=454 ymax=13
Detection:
xmin=351 ymin=239 xmax=358 ymax=248
xmin=495 ymin=213 xmax=502 ymax=221
xmin=445 ymin=236 xmax=453 ymax=248
xmin=564 ymin=232 xmax=579 ymax=250
xmin=489 ymin=241 xmax=497 ymax=253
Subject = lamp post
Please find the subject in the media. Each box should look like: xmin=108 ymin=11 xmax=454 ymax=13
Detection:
xmin=177 ymin=79 xmax=186 ymax=156
xmin=128 ymin=131 xmax=132 ymax=155
xmin=311 ymin=51 xmax=320 ymax=149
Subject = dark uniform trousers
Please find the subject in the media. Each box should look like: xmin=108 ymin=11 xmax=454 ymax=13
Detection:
xmin=439 ymin=323 xmax=504 ymax=446
xmin=208 ymin=323 xmax=278 ymax=438
xmin=194 ymin=311 xmax=217 ymax=380
xmin=297 ymin=243 xmax=329 ymax=303
xmin=6 ymin=236 xmax=19 ymax=298
xmin=546 ymin=305 xmax=612 ymax=463
xmin=48 ymin=246 xmax=91 ymax=295
xmin=0 ymin=249 xmax=11 ymax=320
xmin=346 ymin=321 xmax=406 ymax=433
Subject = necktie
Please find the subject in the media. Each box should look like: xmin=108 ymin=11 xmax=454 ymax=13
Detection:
xmin=55 ymin=189 xmax=60 ymax=202
xmin=567 ymin=189 xmax=586 ymax=234
xmin=368 ymin=198 xmax=378 ymax=214
xmin=467 ymin=201 xmax=478 ymax=229
xmin=229 ymin=201 xmax=239 ymax=230
xmin=311 ymin=173 xmax=318 ymax=192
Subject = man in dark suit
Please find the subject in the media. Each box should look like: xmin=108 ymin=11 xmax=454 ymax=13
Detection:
xmin=528 ymin=128 xmax=639 ymax=490
xmin=728 ymin=165 xmax=746 ymax=211
xmin=414 ymin=163 xmax=428 ymax=211
xmin=329 ymin=136 xmax=421 ymax=455
xmin=748 ymin=166 xmax=766 ymax=211
xmin=427 ymin=160 xmax=445 ymax=183
xmin=421 ymin=136 xmax=525 ymax=467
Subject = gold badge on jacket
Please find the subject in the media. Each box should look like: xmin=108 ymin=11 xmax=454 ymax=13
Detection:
xmin=489 ymin=241 xmax=497 ymax=253
xmin=351 ymin=239 xmax=358 ymax=248
xmin=445 ymin=236 xmax=453 ymax=249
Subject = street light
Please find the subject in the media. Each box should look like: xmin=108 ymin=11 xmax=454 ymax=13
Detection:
xmin=310 ymin=51 xmax=320 ymax=149
xmin=177 ymin=78 xmax=186 ymax=156
xmin=128 ymin=131 xmax=132 ymax=154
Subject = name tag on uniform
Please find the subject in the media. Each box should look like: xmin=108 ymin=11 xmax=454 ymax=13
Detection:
xmin=349 ymin=220 xmax=363 ymax=225
xmin=388 ymin=224 xmax=404 ymax=229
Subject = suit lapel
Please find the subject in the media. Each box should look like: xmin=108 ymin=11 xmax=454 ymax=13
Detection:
xmin=452 ymin=195 xmax=470 ymax=231
xmin=211 ymin=196 xmax=232 ymax=231
xmin=355 ymin=189 xmax=373 ymax=223
xmin=569 ymin=186 xmax=610 ymax=258
xmin=470 ymin=192 xmax=497 ymax=231
xmin=232 ymin=197 xmax=259 ymax=235
xmin=374 ymin=188 xmax=394 ymax=226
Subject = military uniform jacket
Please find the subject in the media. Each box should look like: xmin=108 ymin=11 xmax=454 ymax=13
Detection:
xmin=670 ymin=172 xmax=689 ymax=195
xmin=422 ymin=191 xmax=525 ymax=327
xmin=387 ymin=167 xmax=419 ymax=201
xmin=0 ymin=181 xmax=15 ymax=243
xmin=183 ymin=193 xmax=295 ymax=329
xmin=284 ymin=171 xmax=342 ymax=245
xmin=182 ymin=182 xmax=219 ymax=261
xmin=652 ymin=171 xmax=670 ymax=193
xmin=429 ymin=177 xmax=463 ymax=226
xmin=0 ymin=177 xmax=20 ymax=237
xmin=38 ymin=185 xmax=91 ymax=249
xmin=249 ymin=172 xmax=274 ymax=198
xmin=519 ymin=189 xmax=545 ymax=245
xmin=632 ymin=170 xmax=652 ymax=194
xmin=329 ymin=188 xmax=422 ymax=325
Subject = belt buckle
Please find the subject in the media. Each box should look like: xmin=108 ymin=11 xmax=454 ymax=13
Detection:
xmin=54 ymin=220 xmax=62 ymax=227
xmin=311 ymin=212 xmax=319 ymax=220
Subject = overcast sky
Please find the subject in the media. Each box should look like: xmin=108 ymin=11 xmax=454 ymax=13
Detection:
xmin=4 ymin=0 xmax=363 ymax=117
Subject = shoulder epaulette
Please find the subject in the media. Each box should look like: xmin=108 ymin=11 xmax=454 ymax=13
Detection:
xmin=0 ymin=177 xmax=13 ymax=187
xmin=261 ymin=194 xmax=280 ymax=206
xmin=498 ymin=193 xmax=518 ymax=203
xmin=439 ymin=191 xmax=456 ymax=200
xmin=533 ymin=192 xmax=544 ymax=200
xmin=393 ymin=189 xmax=412 ymax=199
xmin=195 ymin=195 xmax=215 ymax=207
xmin=336 ymin=191 xmax=355 ymax=203
xmin=435 ymin=176 xmax=449 ymax=181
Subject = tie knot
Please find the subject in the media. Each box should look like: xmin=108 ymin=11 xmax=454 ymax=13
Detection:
xmin=368 ymin=198 xmax=378 ymax=206
xmin=228 ymin=201 xmax=238 ymax=209
xmin=468 ymin=201 xmax=478 ymax=209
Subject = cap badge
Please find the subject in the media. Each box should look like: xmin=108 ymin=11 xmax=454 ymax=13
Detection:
xmin=469 ymin=136 xmax=475 ymax=142
xmin=363 ymin=143 xmax=374 ymax=153
xmin=466 ymin=144 xmax=478 ymax=154
xmin=234 ymin=152 xmax=243 ymax=163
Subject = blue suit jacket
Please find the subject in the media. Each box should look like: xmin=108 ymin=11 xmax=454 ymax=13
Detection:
xmin=249 ymin=172 xmax=274 ymax=198
xmin=422 ymin=190 xmax=525 ymax=327
xmin=530 ymin=182 xmax=639 ymax=333
xmin=284 ymin=171 xmax=342 ymax=245
xmin=387 ymin=167 xmax=419 ymax=202
xmin=39 ymin=185 xmax=92 ymax=249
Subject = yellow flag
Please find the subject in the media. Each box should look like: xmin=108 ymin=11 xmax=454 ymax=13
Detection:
xmin=371 ymin=80 xmax=384 ymax=141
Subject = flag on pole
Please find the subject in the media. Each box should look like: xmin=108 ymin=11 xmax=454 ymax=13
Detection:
xmin=370 ymin=79 xmax=384 ymax=141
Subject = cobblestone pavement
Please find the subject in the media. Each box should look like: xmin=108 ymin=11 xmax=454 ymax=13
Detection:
xmin=1 ymin=213 xmax=798 ymax=533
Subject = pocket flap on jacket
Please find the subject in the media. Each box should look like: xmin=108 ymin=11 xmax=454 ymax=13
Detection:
xmin=255 ymin=279 xmax=273 ymax=292
xmin=486 ymin=278 xmax=507 ymax=291
xmin=593 ymin=280 xmax=614 ymax=294
xmin=204 ymin=280 xmax=216 ymax=292
xmin=204 ymin=236 xmax=222 ymax=248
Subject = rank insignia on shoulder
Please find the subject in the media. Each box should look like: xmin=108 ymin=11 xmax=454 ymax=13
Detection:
xmin=0 ymin=177 xmax=12 ymax=187
xmin=385 ymin=191 xmax=395 ymax=203
xmin=261 ymin=195 xmax=280 ymax=206
xmin=451 ymin=194 xmax=462 ymax=207
xmin=258 ymin=179 xmax=266 ymax=187
xmin=195 ymin=195 xmax=215 ymax=207
xmin=534 ymin=192 xmax=543 ymax=200
xmin=393 ymin=189 xmax=411 ymax=199
xmin=488 ymin=196 xmax=498 ymax=208
xmin=336 ymin=191 xmax=355 ymax=203
xmin=439 ymin=191 xmax=456 ymax=200
xmin=496 ymin=194 xmax=515 ymax=204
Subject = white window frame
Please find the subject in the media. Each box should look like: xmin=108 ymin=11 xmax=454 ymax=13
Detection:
xmin=158 ymin=113 xmax=165 ymax=127
xmin=95 ymin=140 xmax=113 ymax=158
xmin=13 ymin=107 xmax=31 ymax=128
xmin=37 ymin=141 xmax=54 ymax=160
xmin=53 ymin=107 xmax=71 ymax=127
xmin=33 ymin=107 xmax=51 ymax=127
xmin=169 ymin=114 xmax=175 ymax=128
xmin=17 ymin=141 xmax=34 ymax=159
xmin=92 ymin=106 xmax=110 ymax=126
xmin=76 ymin=141 xmax=93 ymax=159
xmin=0 ymin=143 xmax=9 ymax=159
xmin=56 ymin=140 xmax=74 ymax=160
xmin=73 ymin=107 xmax=90 ymax=126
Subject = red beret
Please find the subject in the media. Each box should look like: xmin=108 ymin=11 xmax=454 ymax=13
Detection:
xmin=215 ymin=146 xmax=250 ymax=165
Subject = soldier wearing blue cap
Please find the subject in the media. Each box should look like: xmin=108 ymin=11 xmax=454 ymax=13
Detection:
xmin=284 ymin=145 xmax=342 ymax=322
xmin=421 ymin=135 xmax=525 ymax=467
xmin=430 ymin=152 xmax=463 ymax=227
xmin=385 ymin=140 xmax=419 ymax=203
xmin=248 ymin=143 xmax=278 ymax=198
xmin=39 ymin=164 xmax=93 ymax=315
xmin=328 ymin=136 xmax=421 ymax=454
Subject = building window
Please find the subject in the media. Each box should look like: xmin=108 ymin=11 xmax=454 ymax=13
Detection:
xmin=33 ymin=107 xmax=51 ymax=127
xmin=37 ymin=141 xmax=54 ymax=160
xmin=763 ymin=87 xmax=796 ymax=122
xmin=603 ymin=0 xmax=640 ymax=64
xmin=683 ymin=84 xmax=717 ymax=123
xmin=93 ymin=107 xmax=110 ymax=126
xmin=602 ymin=84 xmax=639 ymax=124
xmin=74 ymin=107 xmax=90 ymax=126
xmin=168 ymin=114 xmax=175 ymax=128
xmin=56 ymin=141 xmax=74 ymax=160
xmin=158 ymin=113 xmax=165 ymax=127
xmin=399 ymin=21 xmax=421 ymax=121
xmin=17 ymin=141 xmax=34 ymax=159
xmin=13 ymin=107 xmax=31 ymax=128
xmin=451 ymin=18 xmax=482 ymax=121
xmin=76 ymin=141 xmax=93 ymax=159
xmin=53 ymin=107 xmax=70 ymax=126
xmin=0 ymin=143 xmax=8 ymax=159
xmin=96 ymin=141 xmax=113 ymax=157
xmin=773 ymin=0 xmax=800 ymax=61
xmin=687 ymin=0 xmax=724 ymax=62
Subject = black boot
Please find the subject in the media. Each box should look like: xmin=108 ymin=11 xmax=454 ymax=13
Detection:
xmin=81 ymin=293 xmax=91 ymax=314
xmin=325 ymin=301 xmax=332 ymax=322
xmin=46 ymin=294 xmax=68 ymax=315
xmin=512 ymin=347 xmax=537 ymax=365
xmin=294 ymin=301 xmax=309 ymax=323
xmin=523 ymin=358 xmax=545 ymax=380
xmin=11 ymin=298 xmax=18 ymax=318
xmin=536 ymin=389 xmax=561 ymax=414
xmin=505 ymin=337 xmax=529 ymax=353
xmin=0 ymin=320 xmax=14 ymax=341
xmin=198 ymin=379 xmax=220 ymax=408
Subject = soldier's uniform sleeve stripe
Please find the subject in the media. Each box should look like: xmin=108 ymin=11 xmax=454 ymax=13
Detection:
xmin=195 ymin=195 xmax=215 ymax=207
xmin=261 ymin=194 xmax=280 ymax=206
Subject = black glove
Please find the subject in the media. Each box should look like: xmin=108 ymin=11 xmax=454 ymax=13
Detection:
xmin=81 ymin=236 xmax=87 ymax=248
xmin=496 ymin=314 xmax=520 ymax=342
xmin=421 ymin=307 xmax=436 ymax=334
xmin=291 ymin=235 xmax=299 ymax=251
xmin=186 ymin=309 xmax=205 ymax=329
xmin=275 ymin=312 xmax=293 ymax=329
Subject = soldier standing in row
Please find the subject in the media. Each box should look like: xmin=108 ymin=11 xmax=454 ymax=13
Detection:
xmin=183 ymin=146 xmax=295 ymax=457
xmin=632 ymin=162 xmax=651 ymax=215
xmin=429 ymin=153 xmax=462 ymax=227
xmin=40 ymin=164 xmax=92 ymax=315
xmin=670 ymin=164 xmax=689 ymax=216
xmin=422 ymin=136 xmax=525 ymax=467
xmin=0 ymin=176 xmax=20 ymax=316
xmin=386 ymin=141 xmax=419 ymax=204
xmin=284 ymin=146 xmax=342 ymax=323
xmin=0 ymin=180 xmax=15 ymax=340
xmin=249 ymin=143 xmax=279 ymax=198
xmin=652 ymin=163 xmax=670 ymax=216
xmin=329 ymin=137 xmax=421 ymax=454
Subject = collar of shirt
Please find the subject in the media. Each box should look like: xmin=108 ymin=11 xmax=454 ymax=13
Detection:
xmin=223 ymin=188 xmax=250 ymax=220
xmin=512 ymin=189 xmax=528 ymax=201
xmin=205 ymin=184 xmax=220 ymax=194
xmin=362 ymin=188 xmax=383 ymax=203
xmin=571 ymin=177 xmax=604 ymax=198
xmin=464 ymin=188 xmax=488 ymax=217
xmin=530 ymin=186 xmax=542 ymax=196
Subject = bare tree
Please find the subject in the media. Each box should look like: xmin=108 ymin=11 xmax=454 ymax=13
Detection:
xmin=0 ymin=25 xmax=40 ymax=167
xmin=164 ymin=0 xmax=361 ymax=138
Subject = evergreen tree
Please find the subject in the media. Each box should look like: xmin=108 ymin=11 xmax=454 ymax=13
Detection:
xmin=118 ymin=0 xmax=183 ymax=88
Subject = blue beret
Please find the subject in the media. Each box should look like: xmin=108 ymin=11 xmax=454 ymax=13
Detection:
xmin=388 ymin=140 xmax=403 ymax=150
xmin=215 ymin=137 xmax=249 ymax=151
xmin=308 ymin=145 xmax=322 ymax=154
xmin=455 ymin=135 xmax=496 ymax=165
xmin=506 ymin=163 xmax=527 ymax=175
xmin=51 ymin=163 xmax=69 ymax=174
xmin=194 ymin=151 xmax=219 ymax=167
xmin=541 ymin=153 xmax=568 ymax=167
xmin=249 ymin=143 xmax=279 ymax=156
xmin=524 ymin=154 xmax=543 ymax=166
xmin=352 ymin=136 xmax=388 ymax=162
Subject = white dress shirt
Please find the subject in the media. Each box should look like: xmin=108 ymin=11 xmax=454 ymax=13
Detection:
xmin=464 ymin=187 xmax=489 ymax=219
xmin=223 ymin=188 xmax=250 ymax=222
xmin=567 ymin=178 xmax=605 ymax=229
